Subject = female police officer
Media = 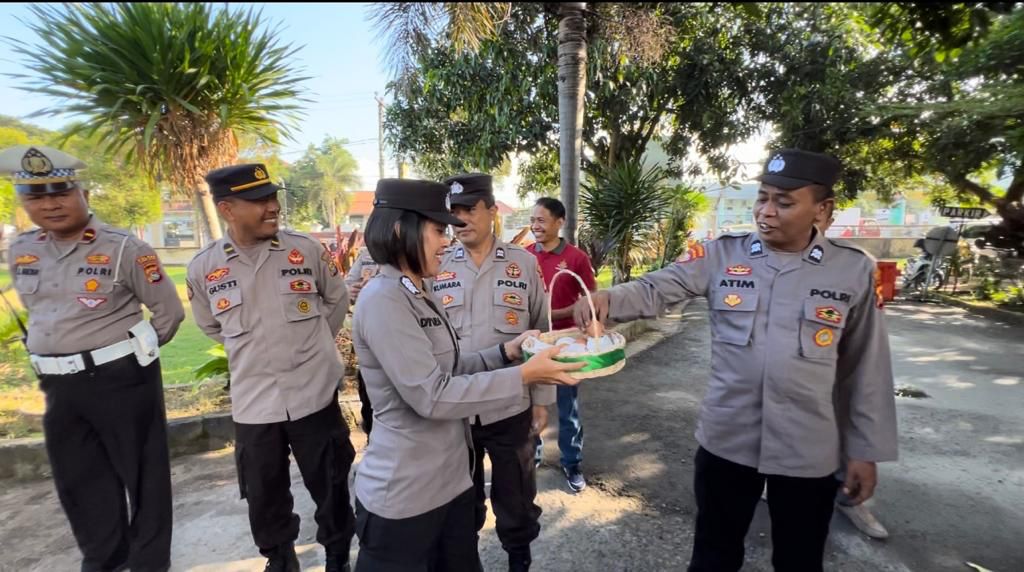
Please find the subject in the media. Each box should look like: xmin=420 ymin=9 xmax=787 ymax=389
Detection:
xmin=351 ymin=178 xmax=582 ymax=571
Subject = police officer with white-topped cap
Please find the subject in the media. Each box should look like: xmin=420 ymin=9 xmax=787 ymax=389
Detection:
xmin=576 ymin=148 xmax=898 ymax=572
xmin=351 ymin=178 xmax=582 ymax=571
xmin=2 ymin=144 xmax=184 ymax=572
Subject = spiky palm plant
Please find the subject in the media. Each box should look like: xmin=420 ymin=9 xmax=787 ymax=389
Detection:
xmin=10 ymin=3 xmax=308 ymax=243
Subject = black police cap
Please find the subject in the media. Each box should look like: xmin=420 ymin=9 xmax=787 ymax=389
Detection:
xmin=444 ymin=172 xmax=494 ymax=208
xmin=373 ymin=178 xmax=465 ymax=227
xmin=206 ymin=163 xmax=280 ymax=200
xmin=757 ymin=149 xmax=842 ymax=192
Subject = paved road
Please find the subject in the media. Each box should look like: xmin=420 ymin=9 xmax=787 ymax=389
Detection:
xmin=581 ymin=300 xmax=1024 ymax=572
xmin=1 ymin=301 xmax=1021 ymax=571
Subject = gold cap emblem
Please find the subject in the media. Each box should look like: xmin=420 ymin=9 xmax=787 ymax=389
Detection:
xmin=21 ymin=148 xmax=54 ymax=175
xmin=254 ymin=167 xmax=267 ymax=180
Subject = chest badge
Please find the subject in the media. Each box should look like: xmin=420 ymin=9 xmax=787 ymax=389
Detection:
xmin=216 ymin=298 xmax=231 ymax=311
xmin=726 ymin=264 xmax=752 ymax=276
xmin=76 ymin=296 xmax=106 ymax=309
xmin=288 ymin=249 xmax=305 ymax=265
xmin=436 ymin=271 xmax=456 ymax=281
xmin=505 ymin=263 xmax=522 ymax=279
xmin=723 ymin=294 xmax=743 ymax=307
xmin=206 ymin=267 xmax=230 ymax=283
xmin=297 ymin=299 xmax=311 ymax=314
xmin=816 ymin=306 xmax=842 ymax=324
xmin=503 ymin=293 xmax=523 ymax=306
xmin=814 ymin=327 xmax=834 ymax=347
xmin=442 ymin=294 xmax=454 ymax=306
xmin=16 ymin=254 xmax=39 ymax=265
xmin=86 ymin=254 xmax=110 ymax=265
xmin=290 ymin=279 xmax=312 ymax=292
xmin=557 ymin=260 xmax=568 ymax=270
xmin=505 ymin=310 xmax=520 ymax=326
xmin=84 ymin=278 xmax=100 ymax=292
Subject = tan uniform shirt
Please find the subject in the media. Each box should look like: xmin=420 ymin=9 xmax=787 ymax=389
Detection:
xmin=8 ymin=216 xmax=184 ymax=355
xmin=345 ymin=247 xmax=379 ymax=290
xmin=352 ymin=265 xmax=524 ymax=519
xmin=435 ymin=238 xmax=554 ymax=425
xmin=607 ymin=231 xmax=898 ymax=478
xmin=186 ymin=230 xmax=348 ymax=424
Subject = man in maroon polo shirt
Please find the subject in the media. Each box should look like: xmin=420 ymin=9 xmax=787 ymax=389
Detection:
xmin=529 ymin=197 xmax=597 ymax=493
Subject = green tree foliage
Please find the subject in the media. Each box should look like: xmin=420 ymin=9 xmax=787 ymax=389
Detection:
xmin=383 ymin=3 xmax=774 ymax=193
xmin=284 ymin=137 xmax=361 ymax=230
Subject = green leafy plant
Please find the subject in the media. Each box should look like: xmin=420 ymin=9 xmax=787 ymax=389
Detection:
xmin=192 ymin=344 xmax=229 ymax=383
xmin=580 ymin=160 xmax=672 ymax=284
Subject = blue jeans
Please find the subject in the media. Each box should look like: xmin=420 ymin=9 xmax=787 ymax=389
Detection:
xmin=534 ymin=385 xmax=583 ymax=471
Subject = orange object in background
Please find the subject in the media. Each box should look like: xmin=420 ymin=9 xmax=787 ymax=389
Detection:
xmin=877 ymin=261 xmax=899 ymax=300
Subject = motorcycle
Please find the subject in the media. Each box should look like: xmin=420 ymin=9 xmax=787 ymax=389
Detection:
xmin=901 ymin=238 xmax=945 ymax=292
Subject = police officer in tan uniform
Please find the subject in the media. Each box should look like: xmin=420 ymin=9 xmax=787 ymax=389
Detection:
xmin=345 ymin=246 xmax=379 ymax=435
xmin=3 ymin=145 xmax=184 ymax=572
xmin=351 ymin=178 xmax=581 ymax=572
xmin=576 ymin=149 xmax=898 ymax=572
xmin=186 ymin=164 xmax=354 ymax=572
xmin=436 ymin=173 xmax=552 ymax=571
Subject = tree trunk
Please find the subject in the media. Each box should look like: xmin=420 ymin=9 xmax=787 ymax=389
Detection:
xmin=196 ymin=183 xmax=223 ymax=245
xmin=557 ymin=3 xmax=587 ymax=245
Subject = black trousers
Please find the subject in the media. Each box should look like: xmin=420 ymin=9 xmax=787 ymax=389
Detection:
xmin=471 ymin=408 xmax=541 ymax=556
xmin=233 ymin=398 xmax=356 ymax=558
xmin=39 ymin=355 xmax=172 ymax=572
xmin=688 ymin=447 xmax=840 ymax=572
xmin=354 ymin=487 xmax=482 ymax=572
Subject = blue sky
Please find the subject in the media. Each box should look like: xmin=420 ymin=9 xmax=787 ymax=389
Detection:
xmin=0 ymin=3 xmax=393 ymax=190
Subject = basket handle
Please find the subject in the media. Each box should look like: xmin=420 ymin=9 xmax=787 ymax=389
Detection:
xmin=546 ymin=268 xmax=597 ymax=334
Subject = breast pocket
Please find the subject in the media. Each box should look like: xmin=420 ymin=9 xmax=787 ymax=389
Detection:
xmin=710 ymin=290 xmax=759 ymax=346
xmin=14 ymin=274 xmax=40 ymax=296
xmin=493 ymin=289 xmax=528 ymax=335
xmin=211 ymin=288 xmax=247 ymax=338
xmin=279 ymin=277 xmax=321 ymax=323
xmin=799 ymin=299 xmax=848 ymax=360
xmin=438 ymin=287 xmax=466 ymax=335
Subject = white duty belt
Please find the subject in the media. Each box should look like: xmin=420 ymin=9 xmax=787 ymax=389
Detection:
xmin=29 ymin=320 xmax=160 ymax=375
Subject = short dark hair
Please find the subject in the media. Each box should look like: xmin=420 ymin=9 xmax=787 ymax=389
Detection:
xmin=364 ymin=207 xmax=429 ymax=276
xmin=534 ymin=197 xmax=565 ymax=220
xmin=808 ymin=184 xmax=835 ymax=202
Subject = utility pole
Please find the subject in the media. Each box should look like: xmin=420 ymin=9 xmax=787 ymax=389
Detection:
xmin=374 ymin=92 xmax=386 ymax=181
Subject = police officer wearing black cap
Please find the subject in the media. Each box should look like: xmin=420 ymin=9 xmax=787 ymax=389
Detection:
xmin=350 ymin=178 xmax=582 ymax=571
xmin=436 ymin=173 xmax=552 ymax=571
xmin=2 ymin=144 xmax=184 ymax=572
xmin=577 ymin=149 xmax=898 ymax=572
xmin=186 ymin=164 xmax=355 ymax=572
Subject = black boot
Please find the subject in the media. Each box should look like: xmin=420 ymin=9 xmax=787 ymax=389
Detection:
xmin=325 ymin=547 xmax=351 ymax=572
xmin=508 ymin=547 xmax=531 ymax=572
xmin=263 ymin=542 xmax=300 ymax=572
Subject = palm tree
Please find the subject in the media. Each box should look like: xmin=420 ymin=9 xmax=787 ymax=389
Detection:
xmin=10 ymin=3 xmax=308 ymax=243
xmin=369 ymin=2 xmax=588 ymax=242
xmin=580 ymin=159 xmax=672 ymax=284
xmin=313 ymin=138 xmax=361 ymax=231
